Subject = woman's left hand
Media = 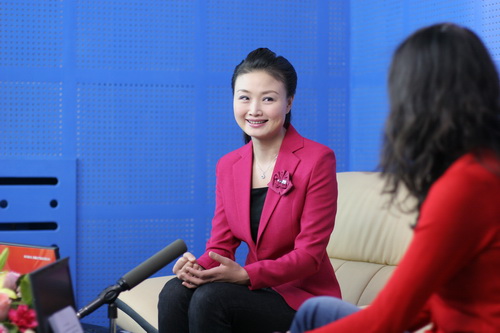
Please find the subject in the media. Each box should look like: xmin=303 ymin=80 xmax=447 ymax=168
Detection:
xmin=183 ymin=251 xmax=250 ymax=286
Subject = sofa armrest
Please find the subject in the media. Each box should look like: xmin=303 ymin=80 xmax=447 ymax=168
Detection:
xmin=117 ymin=276 xmax=175 ymax=333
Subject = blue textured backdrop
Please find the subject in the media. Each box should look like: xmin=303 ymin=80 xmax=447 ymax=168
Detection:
xmin=0 ymin=0 xmax=498 ymax=327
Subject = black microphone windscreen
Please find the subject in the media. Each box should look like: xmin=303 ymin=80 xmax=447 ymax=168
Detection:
xmin=120 ymin=239 xmax=187 ymax=290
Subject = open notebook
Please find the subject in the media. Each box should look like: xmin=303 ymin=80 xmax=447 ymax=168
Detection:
xmin=0 ymin=241 xmax=59 ymax=274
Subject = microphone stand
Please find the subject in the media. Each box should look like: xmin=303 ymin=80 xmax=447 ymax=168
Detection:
xmin=108 ymin=302 xmax=117 ymax=333
xmin=77 ymin=239 xmax=187 ymax=332
xmin=77 ymin=281 xmax=127 ymax=333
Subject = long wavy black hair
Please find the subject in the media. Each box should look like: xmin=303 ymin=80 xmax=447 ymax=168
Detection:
xmin=231 ymin=48 xmax=297 ymax=144
xmin=380 ymin=23 xmax=500 ymax=211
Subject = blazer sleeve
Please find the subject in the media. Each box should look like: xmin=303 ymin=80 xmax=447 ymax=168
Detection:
xmin=245 ymin=148 xmax=338 ymax=289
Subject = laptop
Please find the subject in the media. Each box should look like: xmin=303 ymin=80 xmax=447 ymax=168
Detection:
xmin=0 ymin=241 xmax=59 ymax=274
xmin=29 ymin=258 xmax=115 ymax=333
xmin=29 ymin=257 xmax=80 ymax=333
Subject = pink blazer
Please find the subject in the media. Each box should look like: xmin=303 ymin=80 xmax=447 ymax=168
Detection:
xmin=197 ymin=126 xmax=341 ymax=310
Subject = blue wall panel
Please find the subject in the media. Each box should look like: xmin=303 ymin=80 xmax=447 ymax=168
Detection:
xmin=1 ymin=0 xmax=349 ymax=327
xmin=0 ymin=159 xmax=77 ymax=280
xmin=4 ymin=0 xmax=498 ymax=328
xmin=349 ymin=0 xmax=482 ymax=171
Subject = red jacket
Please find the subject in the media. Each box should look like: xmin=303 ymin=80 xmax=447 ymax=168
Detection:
xmin=197 ymin=126 xmax=341 ymax=310
xmin=311 ymin=152 xmax=500 ymax=333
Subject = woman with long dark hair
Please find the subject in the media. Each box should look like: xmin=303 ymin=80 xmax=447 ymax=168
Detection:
xmin=290 ymin=23 xmax=500 ymax=333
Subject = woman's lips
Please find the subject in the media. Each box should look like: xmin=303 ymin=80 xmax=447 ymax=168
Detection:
xmin=246 ymin=119 xmax=268 ymax=127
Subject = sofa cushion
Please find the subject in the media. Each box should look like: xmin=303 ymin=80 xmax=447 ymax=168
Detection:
xmin=331 ymin=259 xmax=397 ymax=307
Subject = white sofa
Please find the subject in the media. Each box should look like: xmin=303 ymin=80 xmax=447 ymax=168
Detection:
xmin=116 ymin=172 xmax=417 ymax=333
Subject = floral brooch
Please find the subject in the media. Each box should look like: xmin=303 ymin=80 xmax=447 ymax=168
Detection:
xmin=269 ymin=170 xmax=293 ymax=196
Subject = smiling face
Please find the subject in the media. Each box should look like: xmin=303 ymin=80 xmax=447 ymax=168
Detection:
xmin=233 ymin=70 xmax=293 ymax=145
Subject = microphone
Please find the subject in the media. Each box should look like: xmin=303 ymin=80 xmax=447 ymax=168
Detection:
xmin=119 ymin=238 xmax=187 ymax=290
xmin=77 ymin=239 xmax=187 ymax=319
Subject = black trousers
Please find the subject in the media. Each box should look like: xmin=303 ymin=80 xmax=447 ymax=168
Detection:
xmin=157 ymin=277 xmax=296 ymax=333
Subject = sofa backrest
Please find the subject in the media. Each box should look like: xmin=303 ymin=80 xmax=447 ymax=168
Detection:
xmin=327 ymin=172 xmax=417 ymax=306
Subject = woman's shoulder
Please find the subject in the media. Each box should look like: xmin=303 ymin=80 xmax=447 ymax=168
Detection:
xmin=302 ymin=136 xmax=334 ymax=153
xmin=419 ymin=151 xmax=500 ymax=238
xmin=217 ymin=142 xmax=252 ymax=165
xmin=285 ymin=126 xmax=335 ymax=157
xmin=431 ymin=151 xmax=500 ymax=201
xmin=445 ymin=151 xmax=500 ymax=183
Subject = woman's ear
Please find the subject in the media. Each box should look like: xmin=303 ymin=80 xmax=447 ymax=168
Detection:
xmin=287 ymin=96 xmax=295 ymax=113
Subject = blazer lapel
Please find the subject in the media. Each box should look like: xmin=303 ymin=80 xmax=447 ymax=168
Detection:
xmin=257 ymin=126 xmax=303 ymax=244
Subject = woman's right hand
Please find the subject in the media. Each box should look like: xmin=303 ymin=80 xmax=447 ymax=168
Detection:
xmin=173 ymin=252 xmax=203 ymax=288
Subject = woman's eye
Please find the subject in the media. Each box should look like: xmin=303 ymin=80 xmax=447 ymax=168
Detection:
xmin=238 ymin=95 xmax=249 ymax=101
xmin=263 ymin=97 xmax=274 ymax=102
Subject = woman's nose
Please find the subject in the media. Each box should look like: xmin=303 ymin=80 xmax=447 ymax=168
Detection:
xmin=248 ymin=100 xmax=262 ymax=116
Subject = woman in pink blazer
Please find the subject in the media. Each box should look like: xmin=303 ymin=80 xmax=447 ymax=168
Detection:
xmin=158 ymin=48 xmax=340 ymax=333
